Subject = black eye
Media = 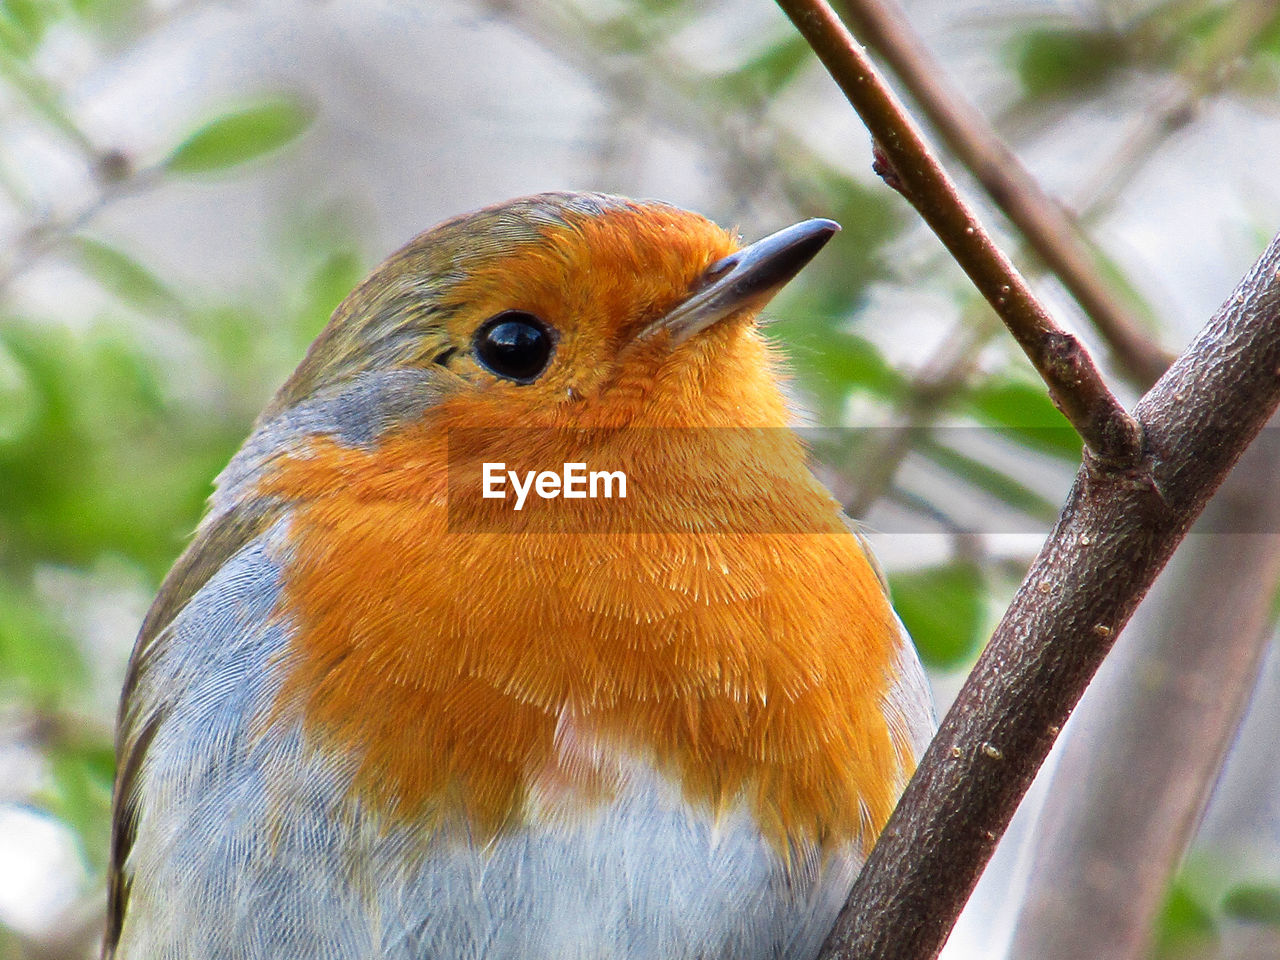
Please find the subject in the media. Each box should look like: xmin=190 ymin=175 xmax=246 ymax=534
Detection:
xmin=472 ymin=311 xmax=555 ymax=383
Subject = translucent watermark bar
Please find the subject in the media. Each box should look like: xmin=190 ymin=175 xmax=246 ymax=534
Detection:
xmin=443 ymin=426 xmax=1280 ymax=534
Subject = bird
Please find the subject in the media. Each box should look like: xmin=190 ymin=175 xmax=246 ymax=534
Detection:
xmin=105 ymin=191 xmax=935 ymax=960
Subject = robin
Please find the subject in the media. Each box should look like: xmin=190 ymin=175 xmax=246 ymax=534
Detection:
xmin=105 ymin=192 xmax=935 ymax=959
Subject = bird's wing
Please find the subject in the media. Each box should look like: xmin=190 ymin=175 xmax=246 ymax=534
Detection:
xmin=103 ymin=499 xmax=286 ymax=959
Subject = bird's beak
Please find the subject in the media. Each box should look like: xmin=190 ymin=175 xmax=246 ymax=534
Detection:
xmin=642 ymin=218 xmax=840 ymax=344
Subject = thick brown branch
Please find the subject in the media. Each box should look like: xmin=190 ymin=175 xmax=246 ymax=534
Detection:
xmin=775 ymin=0 xmax=1141 ymax=466
xmin=817 ymin=234 xmax=1280 ymax=960
xmin=1008 ymin=428 xmax=1280 ymax=959
xmin=837 ymin=0 xmax=1172 ymax=388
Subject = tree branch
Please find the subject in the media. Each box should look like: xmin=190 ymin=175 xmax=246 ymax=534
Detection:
xmin=832 ymin=0 xmax=1173 ymax=388
xmin=1008 ymin=426 xmax=1280 ymax=959
xmin=816 ymin=234 xmax=1280 ymax=960
xmin=774 ymin=0 xmax=1142 ymax=467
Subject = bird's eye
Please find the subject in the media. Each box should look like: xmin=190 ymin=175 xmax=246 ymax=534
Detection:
xmin=472 ymin=312 xmax=555 ymax=383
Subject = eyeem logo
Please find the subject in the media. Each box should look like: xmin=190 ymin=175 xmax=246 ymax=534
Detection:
xmin=482 ymin=462 xmax=628 ymax=511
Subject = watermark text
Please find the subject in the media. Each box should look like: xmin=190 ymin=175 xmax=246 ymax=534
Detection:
xmin=482 ymin=462 xmax=627 ymax=510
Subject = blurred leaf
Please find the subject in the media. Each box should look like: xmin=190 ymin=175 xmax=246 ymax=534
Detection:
xmin=165 ymin=97 xmax=314 ymax=174
xmin=1222 ymin=882 xmax=1280 ymax=926
xmin=804 ymin=167 xmax=902 ymax=294
xmin=0 ymin=319 xmax=242 ymax=577
xmin=1168 ymin=4 xmax=1248 ymax=63
xmin=70 ymin=236 xmax=183 ymax=315
xmin=1259 ymin=12 xmax=1280 ymax=59
xmin=811 ymin=331 xmax=904 ymax=398
xmin=602 ymin=0 xmax=694 ymax=43
xmin=630 ymin=0 xmax=688 ymax=12
xmin=890 ymin=561 xmax=987 ymax=669
xmin=964 ymin=376 xmax=1083 ymax=462
xmin=918 ymin=438 xmax=1060 ymax=523
xmin=1149 ymin=5 xmax=1280 ymax=102
xmin=0 ymin=0 xmax=51 ymax=57
xmin=0 ymin=12 xmax=33 ymax=58
xmin=1009 ymin=27 xmax=1128 ymax=102
xmin=3 ymin=0 xmax=47 ymax=33
xmin=69 ymin=0 xmax=144 ymax=33
xmin=1153 ymin=878 xmax=1218 ymax=958
xmin=1230 ymin=12 xmax=1280 ymax=98
xmin=0 ymin=922 xmax=22 ymax=957
xmin=1174 ymin=4 xmax=1230 ymax=47
xmin=771 ymin=166 xmax=903 ymax=417
xmin=1233 ymin=55 xmax=1280 ymax=99
xmin=1087 ymin=244 xmax=1162 ymax=333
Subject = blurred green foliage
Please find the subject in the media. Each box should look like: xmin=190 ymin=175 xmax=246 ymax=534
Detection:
xmin=1009 ymin=26 xmax=1130 ymax=101
xmin=1153 ymin=877 xmax=1218 ymax=959
xmin=1152 ymin=867 xmax=1280 ymax=958
xmin=722 ymin=34 xmax=814 ymax=100
xmin=0 ymin=3 xmax=328 ymax=943
xmin=963 ymin=376 xmax=1082 ymax=462
xmin=165 ymin=99 xmax=315 ymax=175
xmin=1221 ymin=881 xmax=1280 ymax=926
xmin=890 ymin=562 xmax=988 ymax=670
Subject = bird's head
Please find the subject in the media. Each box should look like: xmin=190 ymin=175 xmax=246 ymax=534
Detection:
xmin=211 ymin=192 xmax=839 ymax=528
xmin=262 ymin=192 xmax=837 ymax=433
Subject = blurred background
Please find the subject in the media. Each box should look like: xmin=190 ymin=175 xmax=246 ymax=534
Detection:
xmin=1 ymin=0 xmax=1279 ymax=957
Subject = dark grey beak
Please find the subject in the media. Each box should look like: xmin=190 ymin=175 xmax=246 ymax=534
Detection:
xmin=642 ymin=218 xmax=840 ymax=343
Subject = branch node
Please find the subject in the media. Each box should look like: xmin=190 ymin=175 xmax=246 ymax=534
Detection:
xmin=870 ymin=140 xmax=905 ymax=196
xmin=95 ymin=149 xmax=132 ymax=185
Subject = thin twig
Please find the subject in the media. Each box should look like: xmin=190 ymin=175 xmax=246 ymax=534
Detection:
xmin=0 ymin=53 xmax=101 ymax=163
xmin=818 ymin=233 xmax=1280 ymax=960
xmin=834 ymin=0 xmax=1173 ymax=387
xmin=0 ymin=0 xmax=238 ymax=301
xmin=836 ymin=0 xmax=1280 ymax=519
xmin=844 ymin=309 xmax=995 ymax=517
xmin=479 ymin=0 xmax=799 ymax=220
xmin=775 ymin=0 xmax=1142 ymax=467
xmin=0 ymin=168 xmax=159 ymax=295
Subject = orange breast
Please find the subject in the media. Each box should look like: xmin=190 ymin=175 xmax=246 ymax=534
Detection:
xmin=260 ymin=405 xmax=905 ymax=855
